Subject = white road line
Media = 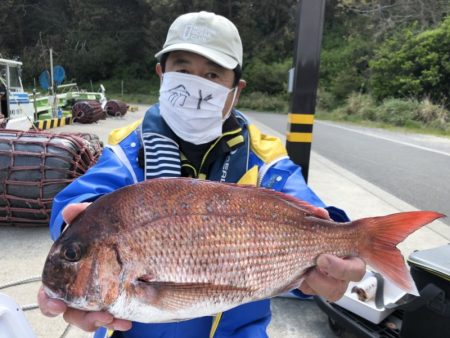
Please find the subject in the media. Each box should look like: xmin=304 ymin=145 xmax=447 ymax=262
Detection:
xmin=317 ymin=121 xmax=450 ymax=157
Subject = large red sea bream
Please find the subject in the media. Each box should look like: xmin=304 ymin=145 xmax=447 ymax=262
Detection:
xmin=42 ymin=178 xmax=444 ymax=322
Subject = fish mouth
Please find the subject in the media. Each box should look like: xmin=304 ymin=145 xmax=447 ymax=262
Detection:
xmin=43 ymin=286 xmax=65 ymax=301
xmin=44 ymin=285 xmax=102 ymax=311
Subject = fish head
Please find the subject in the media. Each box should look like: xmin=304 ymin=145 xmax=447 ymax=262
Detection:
xmin=42 ymin=219 xmax=123 ymax=312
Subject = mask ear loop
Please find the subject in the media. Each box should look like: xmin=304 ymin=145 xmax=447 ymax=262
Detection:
xmin=158 ymin=74 xmax=164 ymax=97
xmin=222 ymin=87 xmax=239 ymax=122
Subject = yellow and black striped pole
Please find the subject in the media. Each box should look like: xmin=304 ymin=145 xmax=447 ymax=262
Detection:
xmin=286 ymin=0 xmax=326 ymax=182
xmin=34 ymin=116 xmax=73 ymax=130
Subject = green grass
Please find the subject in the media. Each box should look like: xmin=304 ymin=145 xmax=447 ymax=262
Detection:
xmin=108 ymin=92 xmax=158 ymax=105
xmin=316 ymin=110 xmax=450 ymax=139
xmin=88 ymin=78 xmax=159 ymax=106
xmin=316 ymin=92 xmax=450 ymax=138
xmin=107 ymin=88 xmax=291 ymax=114
xmin=238 ymin=92 xmax=290 ymax=113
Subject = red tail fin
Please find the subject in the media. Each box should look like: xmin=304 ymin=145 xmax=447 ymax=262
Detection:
xmin=355 ymin=211 xmax=444 ymax=295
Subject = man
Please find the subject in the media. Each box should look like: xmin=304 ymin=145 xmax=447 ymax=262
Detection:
xmin=38 ymin=11 xmax=365 ymax=338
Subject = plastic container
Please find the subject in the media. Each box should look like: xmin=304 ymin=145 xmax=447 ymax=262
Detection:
xmin=0 ymin=293 xmax=36 ymax=338
xmin=401 ymin=244 xmax=450 ymax=338
xmin=334 ymin=271 xmax=406 ymax=324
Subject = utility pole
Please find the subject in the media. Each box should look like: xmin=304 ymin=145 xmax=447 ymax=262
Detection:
xmin=286 ymin=0 xmax=326 ymax=182
xmin=49 ymin=48 xmax=58 ymax=118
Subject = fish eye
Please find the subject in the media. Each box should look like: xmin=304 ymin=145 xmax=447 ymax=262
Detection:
xmin=61 ymin=243 xmax=83 ymax=262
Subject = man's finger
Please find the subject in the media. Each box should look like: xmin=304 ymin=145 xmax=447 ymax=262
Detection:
xmin=110 ymin=318 xmax=133 ymax=331
xmin=305 ymin=269 xmax=348 ymax=302
xmin=316 ymin=254 xmax=365 ymax=282
xmin=298 ymin=280 xmax=316 ymax=296
xmin=63 ymin=309 xmax=114 ymax=332
xmin=37 ymin=286 xmax=67 ymax=317
xmin=62 ymin=203 xmax=91 ymax=224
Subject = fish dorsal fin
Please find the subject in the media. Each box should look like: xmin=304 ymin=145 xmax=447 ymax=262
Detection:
xmin=164 ymin=179 xmax=330 ymax=220
xmin=223 ymin=181 xmax=330 ymax=220
xmin=269 ymin=191 xmax=330 ymax=219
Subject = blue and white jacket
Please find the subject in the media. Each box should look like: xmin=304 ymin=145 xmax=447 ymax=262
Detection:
xmin=49 ymin=105 xmax=348 ymax=338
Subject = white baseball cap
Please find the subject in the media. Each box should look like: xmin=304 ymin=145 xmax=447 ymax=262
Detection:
xmin=155 ymin=11 xmax=243 ymax=69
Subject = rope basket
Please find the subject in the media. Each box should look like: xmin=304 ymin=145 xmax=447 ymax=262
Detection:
xmin=105 ymin=100 xmax=128 ymax=117
xmin=72 ymin=100 xmax=106 ymax=124
xmin=0 ymin=130 xmax=103 ymax=227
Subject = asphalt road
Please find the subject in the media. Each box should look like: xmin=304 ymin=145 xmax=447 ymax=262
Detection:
xmin=245 ymin=111 xmax=450 ymax=226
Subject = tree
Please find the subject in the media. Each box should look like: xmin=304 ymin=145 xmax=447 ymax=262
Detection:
xmin=370 ymin=17 xmax=450 ymax=106
xmin=340 ymin=0 xmax=450 ymax=36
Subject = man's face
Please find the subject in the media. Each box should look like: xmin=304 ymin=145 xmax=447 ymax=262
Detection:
xmin=157 ymin=51 xmax=245 ymax=117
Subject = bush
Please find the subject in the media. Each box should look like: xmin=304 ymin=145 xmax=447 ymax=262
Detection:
xmin=341 ymin=93 xmax=376 ymax=120
xmin=329 ymin=68 xmax=367 ymax=102
xmin=243 ymin=58 xmax=292 ymax=95
xmin=374 ymin=98 xmax=419 ymax=126
xmin=324 ymin=90 xmax=450 ymax=132
xmin=372 ymin=97 xmax=450 ymax=129
xmin=370 ymin=17 xmax=450 ymax=107
xmin=316 ymin=87 xmax=339 ymax=112
xmin=320 ymin=33 xmax=374 ymax=102
xmin=428 ymin=119 xmax=450 ymax=132
xmin=238 ymin=91 xmax=289 ymax=112
xmin=414 ymin=99 xmax=449 ymax=125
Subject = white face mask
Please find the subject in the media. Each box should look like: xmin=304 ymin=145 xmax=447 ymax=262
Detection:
xmin=159 ymin=72 xmax=237 ymax=145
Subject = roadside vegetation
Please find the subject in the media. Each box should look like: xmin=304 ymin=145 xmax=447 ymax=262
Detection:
xmin=317 ymin=94 xmax=450 ymax=136
xmin=3 ymin=1 xmax=449 ymax=135
xmin=315 ymin=12 xmax=450 ymax=136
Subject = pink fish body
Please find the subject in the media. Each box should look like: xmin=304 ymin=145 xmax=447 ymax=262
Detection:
xmin=42 ymin=178 xmax=444 ymax=322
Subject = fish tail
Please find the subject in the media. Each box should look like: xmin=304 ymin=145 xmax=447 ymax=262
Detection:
xmin=355 ymin=211 xmax=444 ymax=295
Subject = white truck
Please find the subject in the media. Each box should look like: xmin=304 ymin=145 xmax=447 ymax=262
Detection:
xmin=0 ymin=58 xmax=35 ymax=130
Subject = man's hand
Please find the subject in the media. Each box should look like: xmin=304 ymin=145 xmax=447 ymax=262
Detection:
xmin=299 ymin=254 xmax=366 ymax=302
xmin=38 ymin=203 xmax=132 ymax=332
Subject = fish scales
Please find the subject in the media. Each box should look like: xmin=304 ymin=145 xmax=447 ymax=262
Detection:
xmin=42 ymin=177 xmax=444 ymax=323
xmin=121 ymin=215 xmax=312 ymax=290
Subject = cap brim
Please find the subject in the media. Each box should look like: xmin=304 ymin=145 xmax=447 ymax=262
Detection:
xmin=155 ymin=43 xmax=238 ymax=70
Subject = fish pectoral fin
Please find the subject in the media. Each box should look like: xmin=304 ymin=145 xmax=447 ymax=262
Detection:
xmin=140 ymin=280 xmax=249 ymax=292
xmin=133 ymin=280 xmax=250 ymax=311
xmin=137 ymin=274 xmax=155 ymax=283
